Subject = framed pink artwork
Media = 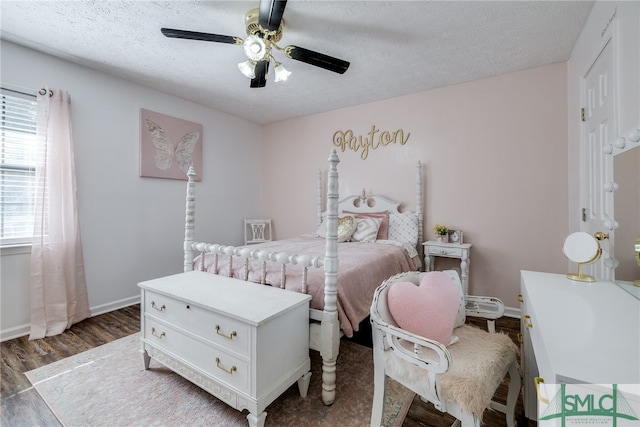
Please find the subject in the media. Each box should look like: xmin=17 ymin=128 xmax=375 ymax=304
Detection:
xmin=139 ymin=108 xmax=203 ymax=181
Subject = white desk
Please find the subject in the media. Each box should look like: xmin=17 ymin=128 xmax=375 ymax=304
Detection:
xmin=423 ymin=241 xmax=472 ymax=293
xmin=520 ymin=270 xmax=640 ymax=421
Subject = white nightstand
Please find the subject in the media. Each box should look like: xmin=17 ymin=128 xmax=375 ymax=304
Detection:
xmin=423 ymin=241 xmax=472 ymax=294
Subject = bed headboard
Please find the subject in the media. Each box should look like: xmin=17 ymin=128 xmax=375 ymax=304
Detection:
xmin=315 ymin=161 xmax=424 ymax=251
xmin=338 ymin=190 xmax=401 ymax=214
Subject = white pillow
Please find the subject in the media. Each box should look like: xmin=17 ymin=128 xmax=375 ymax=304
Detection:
xmin=351 ymin=217 xmax=382 ymax=242
xmin=388 ymin=212 xmax=419 ymax=246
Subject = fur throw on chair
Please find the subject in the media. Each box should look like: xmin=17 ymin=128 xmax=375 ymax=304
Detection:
xmin=383 ymin=324 xmax=517 ymax=418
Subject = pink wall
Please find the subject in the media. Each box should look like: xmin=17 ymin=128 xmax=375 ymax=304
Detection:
xmin=261 ymin=63 xmax=568 ymax=307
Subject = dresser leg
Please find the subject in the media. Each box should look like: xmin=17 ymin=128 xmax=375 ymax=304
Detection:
xmin=246 ymin=411 xmax=266 ymax=427
xmin=142 ymin=348 xmax=151 ymax=370
xmin=297 ymin=371 xmax=312 ymax=398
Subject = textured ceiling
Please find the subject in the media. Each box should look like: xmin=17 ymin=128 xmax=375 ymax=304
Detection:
xmin=1 ymin=1 xmax=594 ymax=124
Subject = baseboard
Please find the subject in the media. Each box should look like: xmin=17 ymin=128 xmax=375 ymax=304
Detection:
xmin=89 ymin=295 xmax=140 ymax=317
xmin=504 ymin=305 xmax=520 ymax=319
xmin=0 ymin=324 xmax=31 ymax=343
xmin=0 ymin=295 xmax=141 ymax=342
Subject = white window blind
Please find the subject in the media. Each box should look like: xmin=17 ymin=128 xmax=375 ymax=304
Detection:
xmin=0 ymin=88 xmax=41 ymax=246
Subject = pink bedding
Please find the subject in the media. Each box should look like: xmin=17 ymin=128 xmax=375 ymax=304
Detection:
xmin=195 ymin=235 xmax=420 ymax=337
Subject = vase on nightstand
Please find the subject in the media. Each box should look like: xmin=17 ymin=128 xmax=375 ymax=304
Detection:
xmin=436 ymin=234 xmax=449 ymax=243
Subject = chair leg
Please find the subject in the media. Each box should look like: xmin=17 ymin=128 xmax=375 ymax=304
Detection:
xmin=458 ymin=412 xmax=480 ymax=427
xmin=505 ymin=361 xmax=522 ymax=427
xmin=370 ymin=365 xmax=387 ymax=427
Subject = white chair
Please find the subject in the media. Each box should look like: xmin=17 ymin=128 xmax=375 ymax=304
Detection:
xmin=370 ymin=270 xmax=521 ymax=427
xmin=244 ymin=219 xmax=272 ymax=245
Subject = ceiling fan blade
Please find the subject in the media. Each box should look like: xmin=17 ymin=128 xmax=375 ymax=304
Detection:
xmin=161 ymin=28 xmax=241 ymax=45
xmin=251 ymin=61 xmax=269 ymax=88
xmin=258 ymin=0 xmax=287 ymax=31
xmin=285 ymin=45 xmax=350 ymax=74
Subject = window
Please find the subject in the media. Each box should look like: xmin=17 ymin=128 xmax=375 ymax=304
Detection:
xmin=0 ymin=88 xmax=40 ymax=246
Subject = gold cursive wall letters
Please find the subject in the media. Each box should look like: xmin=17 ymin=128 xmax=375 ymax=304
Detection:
xmin=333 ymin=125 xmax=410 ymax=160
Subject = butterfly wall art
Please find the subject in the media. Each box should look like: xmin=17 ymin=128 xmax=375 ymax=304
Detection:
xmin=139 ymin=108 xmax=203 ymax=181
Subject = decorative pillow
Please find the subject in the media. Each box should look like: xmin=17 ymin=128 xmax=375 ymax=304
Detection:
xmin=343 ymin=211 xmax=389 ymax=240
xmin=350 ymin=217 xmax=382 ymax=242
xmin=336 ymin=215 xmax=356 ymax=242
xmin=386 ymin=271 xmax=459 ymax=345
xmin=388 ymin=212 xmax=419 ymax=246
xmin=316 ymin=215 xmax=357 ymax=243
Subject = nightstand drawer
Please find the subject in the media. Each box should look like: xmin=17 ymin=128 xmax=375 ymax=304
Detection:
xmin=426 ymin=246 xmax=463 ymax=257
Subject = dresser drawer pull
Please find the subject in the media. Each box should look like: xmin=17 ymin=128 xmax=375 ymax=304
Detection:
xmin=151 ymin=327 xmax=166 ymax=339
xmin=517 ymin=332 xmax=523 ymax=345
xmin=534 ymin=377 xmax=549 ymax=404
xmin=215 ymin=357 xmax=237 ymax=374
xmin=151 ymin=301 xmax=166 ymax=312
xmin=523 ymin=315 xmax=533 ymax=329
xmin=215 ymin=325 xmax=237 ymax=340
xmin=517 ymin=294 xmax=523 ymax=303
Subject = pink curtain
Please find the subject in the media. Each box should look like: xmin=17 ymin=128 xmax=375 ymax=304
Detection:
xmin=29 ymin=88 xmax=90 ymax=340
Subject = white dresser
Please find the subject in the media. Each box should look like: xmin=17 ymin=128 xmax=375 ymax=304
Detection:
xmin=139 ymin=271 xmax=312 ymax=427
xmin=520 ymin=270 xmax=640 ymax=421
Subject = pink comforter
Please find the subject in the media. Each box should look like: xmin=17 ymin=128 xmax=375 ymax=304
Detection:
xmin=195 ymin=235 xmax=420 ymax=337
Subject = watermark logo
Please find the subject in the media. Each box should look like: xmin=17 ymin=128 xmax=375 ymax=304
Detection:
xmin=538 ymin=384 xmax=639 ymax=426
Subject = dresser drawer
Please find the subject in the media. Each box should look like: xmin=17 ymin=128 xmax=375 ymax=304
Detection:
xmin=143 ymin=317 xmax=250 ymax=393
xmin=426 ymin=246 xmax=463 ymax=257
xmin=144 ymin=290 xmax=251 ymax=357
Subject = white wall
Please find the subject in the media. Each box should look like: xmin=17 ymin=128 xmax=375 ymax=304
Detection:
xmin=567 ymin=1 xmax=640 ymax=233
xmin=0 ymin=41 xmax=263 ymax=340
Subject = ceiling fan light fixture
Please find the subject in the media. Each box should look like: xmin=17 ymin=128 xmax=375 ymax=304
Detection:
xmin=161 ymin=3 xmax=349 ymax=89
xmin=238 ymin=60 xmax=256 ymax=78
xmin=274 ymin=61 xmax=291 ymax=83
xmin=243 ymin=35 xmax=267 ymax=61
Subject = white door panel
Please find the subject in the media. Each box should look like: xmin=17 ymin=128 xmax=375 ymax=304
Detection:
xmin=582 ymin=38 xmax=614 ymax=280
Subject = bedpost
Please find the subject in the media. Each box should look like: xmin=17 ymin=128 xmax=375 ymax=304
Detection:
xmin=316 ymin=169 xmax=323 ymax=228
xmin=416 ymin=161 xmax=423 ymax=259
xmin=183 ymin=167 xmax=196 ymax=272
xmin=321 ymin=149 xmax=340 ymax=406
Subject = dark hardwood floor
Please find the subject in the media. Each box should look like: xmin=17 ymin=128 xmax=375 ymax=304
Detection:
xmin=1 ymin=305 xmax=140 ymax=427
xmin=2 ymin=305 xmax=534 ymax=427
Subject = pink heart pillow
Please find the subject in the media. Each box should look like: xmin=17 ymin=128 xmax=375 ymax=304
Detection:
xmin=387 ymin=272 xmax=459 ymax=345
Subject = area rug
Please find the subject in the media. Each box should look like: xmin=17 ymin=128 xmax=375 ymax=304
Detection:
xmin=26 ymin=333 xmax=414 ymax=426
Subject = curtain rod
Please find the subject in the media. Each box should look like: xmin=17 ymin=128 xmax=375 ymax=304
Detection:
xmin=38 ymin=88 xmax=53 ymax=97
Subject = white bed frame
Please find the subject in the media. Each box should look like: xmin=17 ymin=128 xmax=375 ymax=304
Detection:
xmin=182 ymin=149 xmax=423 ymax=405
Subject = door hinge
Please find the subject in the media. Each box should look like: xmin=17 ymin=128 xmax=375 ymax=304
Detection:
xmin=581 ymin=108 xmax=586 ymax=122
xmin=582 ymin=208 xmax=587 ymax=222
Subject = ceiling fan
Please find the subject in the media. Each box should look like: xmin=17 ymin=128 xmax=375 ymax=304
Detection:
xmin=160 ymin=0 xmax=350 ymax=88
